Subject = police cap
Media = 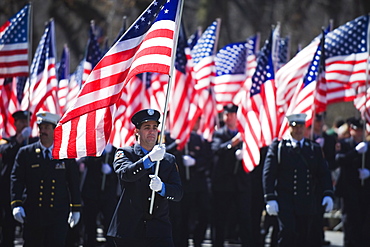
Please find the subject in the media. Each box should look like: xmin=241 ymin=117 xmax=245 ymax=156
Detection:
xmin=286 ymin=113 xmax=307 ymax=127
xmin=131 ymin=109 xmax=161 ymax=128
xmin=347 ymin=117 xmax=364 ymax=130
xmin=223 ymin=104 xmax=238 ymax=113
xmin=36 ymin=111 xmax=60 ymax=126
xmin=12 ymin=110 xmax=31 ymax=120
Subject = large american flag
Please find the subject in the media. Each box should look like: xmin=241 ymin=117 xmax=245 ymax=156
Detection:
xmin=22 ymin=20 xmax=59 ymax=127
xmin=0 ymin=4 xmax=30 ymax=78
xmin=324 ymin=15 xmax=369 ymax=104
xmin=278 ymin=34 xmax=325 ymax=138
xmin=237 ymin=29 xmax=278 ymax=172
xmin=53 ymin=0 xmax=182 ymax=159
xmin=0 ymin=78 xmax=17 ymax=137
xmin=214 ymin=41 xmax=247 ymax=111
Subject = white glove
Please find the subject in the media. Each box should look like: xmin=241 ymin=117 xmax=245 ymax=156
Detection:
xmin=358 ymin=168 xmax=370 ymax=180
xmin=148 ymin=144 xmax=165 ymax=162
xmin=104 ymin=143 xmax=113 ymax=153
xmin=68 ymin=212 xmax=80 ymax=228
xmin=101 ymin=163 xmax=112 ymax=174
xmin=182 ymin=155 xmax=196 ymax=167
xmin=12 ymin=206 xmax=26 ymax=223
xmin=315 ymin=137 xmax=325 ymax=148
xmin=21 ymin=126 xmax=32 ymax=139
xmin=235 ymin=149 xmax=243 ymax=160
xmin=149 ymin=175 xmax=163 ymax=192
xmin=321 ymin=196 xmax=334 ymax=213
xmin=266 ymin=200 xmax=279 ymax=216
xmin=355 ymin=142 xmax=368 ymax=154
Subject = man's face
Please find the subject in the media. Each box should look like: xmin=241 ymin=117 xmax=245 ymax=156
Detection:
xmin=136 ymin=121 xmax=159 ymax=149
xmin=14 ymin=118 xmax=29 ymax=134
xmin=290 ymin=123 xmax=306 ymax=141
xmin=38 ymin=123 xmax=55 ymax=145
xmin=223 ymin=112 xmax=237 ymax=128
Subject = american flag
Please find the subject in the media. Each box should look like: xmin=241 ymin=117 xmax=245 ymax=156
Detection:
xmin=0 ymin=4 xmax=30 ymax=78
xmin=190 ymin=20 xmax=220 ymax=141
xmin=276 ymin=36 xmax=290 ymax=70
xmin=82 ymin=21 xmax=102 ymax=86
xmin=0 ymin=78 xmax=17 ymax=137
xmin=53 ymin=0 xmax=182 ymax=159
xmin=57 ymin=44 xmax=70 ymax=114
xmin=214 ymin=42 xmax=247 ymax=111
xmin=237 ymin=29 xmax=278 ymax=172
xmin=22 ymin=19 xmax=59 ymax=127
xmin=324 ymin=15 xmax=369 ymax=104
xmin=168 ymin=23 xmax=195 ymax=150
xmin=278 ymin=33 xmax=325 ymax=138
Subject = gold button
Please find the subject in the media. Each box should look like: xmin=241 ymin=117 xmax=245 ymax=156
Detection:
xmin=52 ymin=180 xmax=56 ymax=183
xmin=40 ymin=186 xmax=43 ymax=189
xmin=51 ymin=186 xmax=55 ymax=189
xmin=50 ymin=204 xmax=54 ymax=207
xmin=51 ymin=198 xmax=54 ymax=201
xmin=39 ymin=192 xmax=43 ymax=195
xmin=39 ymin=204 xmax=42 ymax=207
xmin=51 ymin=192 xmax=55 ymax=195
xmin=39 ymin=198 xmax=42 ymax=201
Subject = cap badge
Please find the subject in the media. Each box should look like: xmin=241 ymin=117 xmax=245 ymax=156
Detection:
xmin=147 ymin=109 xmax=154 ymax=115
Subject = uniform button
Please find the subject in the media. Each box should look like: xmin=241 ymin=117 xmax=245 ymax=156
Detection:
xmin=307 ymin=175 xmax=310 ymax=178
xmin=307 ymin=181 xmax=310 ymax=184
xmin=50 ymin=204 xmax=54 ymax=208
xmin=139 ymin=167 xmax=142 ymax=170
xmin=133 ymin=172 xmax=136 ymax=175
xmin=294 ymin=169 xmax=297 ymax=173
xmin=307 ymin=192 xmax=310 ymax=195
xmin=39 ymin=204 xmax=42 ymax=207
xmin=294 ymin=192 xmax=297 ymax=195
xmin=40 ymin=186 xmax=43 ymax=189
xmin=40 ymin=180 xmax=44 ymax=183
xmin=51 ymin=192 xmax=55 ymax=195
xmin=148 ymin=197 xmax=151 ymax=201
xmin=294 ymin=180 xmax=297 ymax=184
xmin=39 ymin=198 xmax=42 ymax=201
xmin=39 ymin=192 xmax=43 ymax=195
xmin=294 ymin=175 xmax=297 ymax=178
xmin=51 ymin=186 xmax=55 ymax=189
xmin=52 ymin=180 xmax=56 ymax=183
xmin=293 ymin=186 xmax=297 ymax=189
xmin=51 ymin=198 xmax=54 ymax=201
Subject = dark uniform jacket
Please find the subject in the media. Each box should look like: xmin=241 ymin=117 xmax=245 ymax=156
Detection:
xmin=0 ymin=136 xmax=38 ymax=203
xmin=211 ymin=126 xmax=249 ymax=192
xmin=263 ymin=138 xmax=333 ymax=215
xmin=335 ymin=137 xmax=370 ymax=198
xmin=165 ymin=131 xmax=211 ymax=193
xmin=107 ymin=143 xmax=183 ymax=239
xmin=10 ymin=142 xmax=81 ymax=226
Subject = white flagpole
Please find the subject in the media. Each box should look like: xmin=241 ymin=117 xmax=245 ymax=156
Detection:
xmin=149 ymin=0 xmax=184 ymax=215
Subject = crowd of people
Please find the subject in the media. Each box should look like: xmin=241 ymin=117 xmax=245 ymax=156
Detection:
xmin=0 ymin=106 xmax=369 ymax=247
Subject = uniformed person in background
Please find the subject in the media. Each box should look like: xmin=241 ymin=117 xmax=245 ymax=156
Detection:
xmin=107 ymin=109 xmax=183 ymax=247
xmin=10 ymin=111 xmax=81 ymax=247
xmin=165 ymin=117 xmax=212 ymax=247
xmin=263 ymin=113 xmax=334 ymax=247
xmin=79 ymin=143 xmax=118 ymax=247
xmin=335 ymin=117 xmax=370 ymax=247
xmin=0 ymin=110 xmax=38 ymax=247
xmin=210 ymin=104 xmax=253 ymax=247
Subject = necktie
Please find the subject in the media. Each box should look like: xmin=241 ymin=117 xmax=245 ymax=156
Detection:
xmin=45 ymin=149 xmax=51 ymax=161
xmin=297 ymin=141 xmax=301 ymax=149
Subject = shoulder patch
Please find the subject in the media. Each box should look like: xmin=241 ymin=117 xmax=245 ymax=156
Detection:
xmin=115 ymin=150 xmax=124 ymax=160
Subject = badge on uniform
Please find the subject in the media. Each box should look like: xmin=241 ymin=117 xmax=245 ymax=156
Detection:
xmin=55 ymin=162 xmax=66 ymax=169
xmin=115 ymin=150 xmax=124 ymax=161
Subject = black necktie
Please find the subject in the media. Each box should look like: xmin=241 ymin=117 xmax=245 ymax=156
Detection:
xmin=45 ymin=149 xmax=51 ymax=162
xmin=297 ymin=141 xmax=301 ymax=149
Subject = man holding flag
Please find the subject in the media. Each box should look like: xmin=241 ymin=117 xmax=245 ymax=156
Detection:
xmin=107 ymin=109 xmax=182 ymax=247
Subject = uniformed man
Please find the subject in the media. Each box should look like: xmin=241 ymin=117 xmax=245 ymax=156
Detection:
xmin=210 ymin=104 xmax=253 ymax=247
xmin=263 ymin=113 xmax=334 ymax=247
xmin=0 ymin=110 xmax=37 ymax=247
xmin=107 ymin=109 xmax=183 ymax=247
xmin=10 ymin=111 xmax=81 ymax=247
xmin=335 ymin=117 xmax=370 ymax=247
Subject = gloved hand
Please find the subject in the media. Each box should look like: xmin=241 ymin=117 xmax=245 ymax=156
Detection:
xmin=266 ymin=200 xmax=279 ymax=216
xmin=21 ymin=126 xmax=32 ymax=139
xmin=148 ymin=144 xmax=165 ymax=162
xmin=101 ymin=163 xmax=112 ymax=174
xmin=355 ymin=142 xmax=368 ymax=153
xmin=358 ymin=168 xmax=370 ymax=180
xmin=104 ymin=143 xmax=113 ymax=153
xmin=315 ymin=137 xmax=325 ymax=148
xmin=12 ymin=206 xmax=26 ymax=224
xmin=182 ymin=155 xmax=195 ymax=167
xmin=68 ymin=212 xmax=80 ymax=228
xmin=235 ymin=149 xmax=243 ymax=160
xmin=321 ymin=196 xmax=334 ymax=213
xmin=149 ymin=175 xmax=163 ymax=192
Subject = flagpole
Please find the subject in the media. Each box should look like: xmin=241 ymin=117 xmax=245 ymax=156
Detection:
xmin=26 ymin=3 xmax=33 ymax=145
xmin=361 ymin=13 xmax=370 ymax=186
xmin=149 ymin=0 xmax=184 ymax=215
